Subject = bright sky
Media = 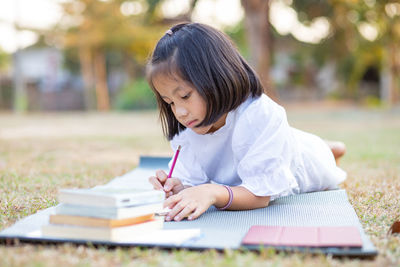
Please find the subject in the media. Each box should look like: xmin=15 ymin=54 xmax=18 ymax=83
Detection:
xmin=0 ymin=0 xmax=342 ymax=54
xmin=0 ymin=0 xmax=63 ymax=52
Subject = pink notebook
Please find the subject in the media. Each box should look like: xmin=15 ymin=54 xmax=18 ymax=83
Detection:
xmin=242 ymin=226 xmax=362 ymax=247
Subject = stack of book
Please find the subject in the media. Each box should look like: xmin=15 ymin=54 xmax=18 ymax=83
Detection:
xmin=42 ymin=186 xmax=165 ymax=242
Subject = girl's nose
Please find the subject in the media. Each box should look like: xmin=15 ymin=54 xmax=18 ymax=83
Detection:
xmin=175 ymin=105 xmax=188 ymax=118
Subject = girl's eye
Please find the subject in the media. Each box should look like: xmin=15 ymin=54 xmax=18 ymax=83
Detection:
xmin=182 ymin=93 xmax=191 ymax=100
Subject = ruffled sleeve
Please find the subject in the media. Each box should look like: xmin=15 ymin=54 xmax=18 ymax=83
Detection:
xmin=233 ymin=95 xmax=300 ymax=200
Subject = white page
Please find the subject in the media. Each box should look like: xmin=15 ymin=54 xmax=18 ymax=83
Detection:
xmin=37 ymin=228 xmax=201 ymax=246
xmin=123 ymin=228 xmax=201 ymax=245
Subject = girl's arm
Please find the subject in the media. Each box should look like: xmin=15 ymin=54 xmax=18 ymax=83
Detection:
xmin=163 ymin=184 xmax=270 ymax=221
xmin=212 ymin=184 xmax=270 ymax=210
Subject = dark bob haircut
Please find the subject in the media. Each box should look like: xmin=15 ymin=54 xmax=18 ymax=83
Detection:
xmin=146 ymin=22 xmax=263 ymax=140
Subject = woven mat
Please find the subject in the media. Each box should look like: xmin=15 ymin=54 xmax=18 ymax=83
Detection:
xmin=0 ymin=156 xmax=377 ymax=257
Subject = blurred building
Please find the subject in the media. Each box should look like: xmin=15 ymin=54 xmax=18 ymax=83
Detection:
xmin=13 ymin=46 xmax=85 ymax=110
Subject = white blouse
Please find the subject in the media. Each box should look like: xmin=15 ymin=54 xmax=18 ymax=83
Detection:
xmin=169 ymin=94 xmax=346 ymax=200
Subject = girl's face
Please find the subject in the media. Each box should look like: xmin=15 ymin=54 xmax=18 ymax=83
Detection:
xmin=153 ymin=73 xmax=227 ymax=135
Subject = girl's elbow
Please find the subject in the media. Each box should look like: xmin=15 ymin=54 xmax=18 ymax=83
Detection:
xmin=263 ymin=197 xmax=271 ymax=207
xmin=256 ymin=196 xmax=270 ymax=208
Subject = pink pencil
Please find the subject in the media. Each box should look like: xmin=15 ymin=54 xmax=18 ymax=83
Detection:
xmin=168 ymin=145 xmax=181 ymax=178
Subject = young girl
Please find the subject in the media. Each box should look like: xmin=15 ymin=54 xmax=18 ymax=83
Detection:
xmin=147 ymin=22 xmax=346 ymax=222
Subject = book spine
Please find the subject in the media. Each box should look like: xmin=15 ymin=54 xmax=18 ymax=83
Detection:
xmin=42 ymin=217 xmax=164 ymax=242
xmin=49 ymin=214 xmax=155 ymax=228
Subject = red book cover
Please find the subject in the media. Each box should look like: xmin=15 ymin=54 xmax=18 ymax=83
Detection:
xmin=242 ymin=226 xmax=362 ymax=247
xmin=241 ymin=225 xmax=282 ymax=245
xmin=319 ymin=226 xmax=362 ymax=247
xmin=279 ymin=226 xmax=319 ymax=246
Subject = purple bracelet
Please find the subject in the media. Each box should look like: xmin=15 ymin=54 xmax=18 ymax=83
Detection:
xmin=218 ymin=185 xmax=233 ymax=210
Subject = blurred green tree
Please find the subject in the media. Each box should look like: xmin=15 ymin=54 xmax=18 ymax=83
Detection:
xmin=57 ymin=0 xmax=165 ymax=110
xmin=0 ymin=48 xmax=11 ymax=108
xmin=290 ymin=0 xmax=400 ymax=104
xmin=0 ymin=49 xmax=9 ymax=71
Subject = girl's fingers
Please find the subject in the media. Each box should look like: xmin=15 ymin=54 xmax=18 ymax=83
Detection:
xmin=163 ymin=194 xmax=182 ymax=209
xmin=156 ymin=169 xmax=168 ymax=183
xmin=173 ymin=204 xmax=196 ymax=221
xmin=164 ymin=197 xmax=186 ymax=221
xmin=187 ymin=208 xmax=203 ymax=221
xmin=166 ymin=205 xmax=183 ymax=221
xmin=148 ymin=176 xmax=163 ymax=190
xmin=163 ymin=178 xmax=180 ymax=192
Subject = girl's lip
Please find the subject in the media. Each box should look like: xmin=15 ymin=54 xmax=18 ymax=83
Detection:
xmin=186 ymin=120 xmax=197 ymax=127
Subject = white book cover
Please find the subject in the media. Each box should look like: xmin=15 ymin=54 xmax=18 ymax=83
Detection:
xmin=58 ymin=186 xmax=165 ymax=208
xmin=55 ymin=202 xmax=164 ymax=219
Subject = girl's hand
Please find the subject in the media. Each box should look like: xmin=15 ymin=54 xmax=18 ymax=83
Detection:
xmin=164 ymin=184 xmax=215 ymax=221
xmin=148 ymin=169 xmax=185 ymax=197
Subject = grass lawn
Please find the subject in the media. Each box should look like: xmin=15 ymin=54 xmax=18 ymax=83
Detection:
xmin=0 ymin=104 xmax=399 ymax=266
